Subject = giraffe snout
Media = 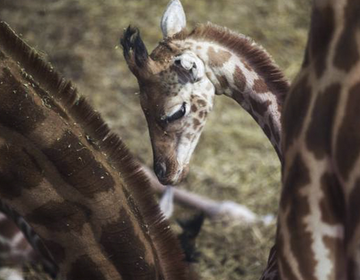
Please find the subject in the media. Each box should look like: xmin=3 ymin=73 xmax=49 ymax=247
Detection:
xmin=154 ymin=162 xmax=167 ymax=182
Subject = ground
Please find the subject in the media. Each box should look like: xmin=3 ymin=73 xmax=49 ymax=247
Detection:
xmin=0 ymin=1 xmax=310 ymax=279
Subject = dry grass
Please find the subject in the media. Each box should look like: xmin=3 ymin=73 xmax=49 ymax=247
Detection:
xmin=0 ymin=0 xmax=310 ymax=279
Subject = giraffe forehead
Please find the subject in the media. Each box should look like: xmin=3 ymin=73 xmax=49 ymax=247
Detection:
xmin=151 ymin=42 xmax=176 ymax=58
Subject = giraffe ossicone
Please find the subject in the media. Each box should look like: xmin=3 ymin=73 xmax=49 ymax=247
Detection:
xmin=122 ymin=0 xmax=288 ymax=185
xmin=160 ymin=0 xmax=186 ymax=38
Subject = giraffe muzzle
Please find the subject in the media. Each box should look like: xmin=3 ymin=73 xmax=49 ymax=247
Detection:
xmin=153 ymin=159 xmax=189 ymax=185
xmin=154 ymin=162 xmax=167 ymax=182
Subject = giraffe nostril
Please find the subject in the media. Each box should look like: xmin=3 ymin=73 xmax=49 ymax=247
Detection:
xmin=154 ymin=162 xmax=167 ymax=180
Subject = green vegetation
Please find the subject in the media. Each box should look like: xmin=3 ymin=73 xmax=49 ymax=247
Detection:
xmin=0 ymin=0 xmax=310 ymax=279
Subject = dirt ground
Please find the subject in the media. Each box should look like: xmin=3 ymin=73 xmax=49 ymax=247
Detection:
xmin=0 ymin=0 xmax=310 ymax=279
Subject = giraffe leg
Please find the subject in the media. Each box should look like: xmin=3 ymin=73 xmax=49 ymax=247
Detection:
xmin=0 ymin=202 xmax=58 ymax=278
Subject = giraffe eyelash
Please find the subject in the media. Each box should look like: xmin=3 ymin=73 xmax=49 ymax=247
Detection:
xmin=161 ymin=102 xmax=187 ymax=123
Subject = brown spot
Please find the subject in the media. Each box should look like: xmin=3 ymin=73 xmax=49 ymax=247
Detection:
xmin=193 ymin=118 xmax=201 ymax=130
xmin=277 ymin=233 xmax=298 ymax=280
xmin=207 ymin=46 xmax=232 ymax=68
xmin=41 ymin=239 xmax=66 ymax=264
xmin=198 ymin=111 xmax=205 ymax=119
xmin=281 ymin=153 xmax=310 ymax=209
xmin=333 ymin=1 xmax=360 ymax=72
xmin=215 ymin=74 xmax=229 ymax=89
xmin=306 ymin=83 xmax=340 ymax=159
xmin=280 ymin=154 xmax=317 ymax=280
xmin=250 ymin=98 xmax=271 ymax=116
xmin=336 ymin=82 xmax=360 ymax=180
xmin=233 ymin=92 xmax=245 ymax=105
xmin=322 ymin=236 xmax=344 ymax=279
xmin=196 ymin=46 xmax=202 ymax=50
xmin=347 ymin=178 xmax=360 ymax=244
xmin=191 ymin=104 xmax=198 ymax=112
xmin=283 ymin=75 xmax=312 ymax=151
xmin=252 ymin=78 xmax=268 ymax=93
xmin=197 ymin=100 xmax=207 ymax=107
xmin=99 ymin=208 xmax=158 ymax=279
xmin=66 ymin=256 xmax=107 ymax=280
xmin=0 ymin=67 xmax=46 ymax=135
xmin=310 ymin=6 xmax=335 ymax=78
xmin=0 ymin=144 xmax=43 ymax=199
xmin=319 ymin=172 xmax=345 ymax=225
xmin=25 ymin=201 xmax=90 ymax=233
xmin=44 ymin=131 xmax=115 ymax=198
xmin=233 ymin=66 xmax=246 ymax=92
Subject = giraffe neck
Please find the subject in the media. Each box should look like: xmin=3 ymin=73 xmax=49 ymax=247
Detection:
xmin=0 ymin=22 xmax=189 ymax=280
xmin=174 ymin=25 xmax=287 ymax=279
xmin=179 ymin=24 xmax=289 ymax=160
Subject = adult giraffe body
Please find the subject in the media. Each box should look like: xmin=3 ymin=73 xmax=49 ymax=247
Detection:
xmin=0 ymin=21 xmax=190 ymax=280
xmin=122 ymin=0 xmax=288 ymax=279
xmin=279 ymin=0 xmax=360 ymax=279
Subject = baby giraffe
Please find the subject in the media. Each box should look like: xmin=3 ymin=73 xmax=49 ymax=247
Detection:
xmin=122 ymin=1 xmax=287 ymax=279
xmin=121 ymin=0 xmax=288 ymax=186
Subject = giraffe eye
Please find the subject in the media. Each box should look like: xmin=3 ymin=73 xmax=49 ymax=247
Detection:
xmin=163 ymin=102 xmax=186 ymax=123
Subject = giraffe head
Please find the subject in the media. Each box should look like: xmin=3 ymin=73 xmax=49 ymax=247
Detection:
xmin=122 ymin=0 xmax=215 ymax=185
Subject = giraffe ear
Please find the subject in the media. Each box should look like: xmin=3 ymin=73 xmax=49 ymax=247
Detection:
xmin=160 ymin=0 xmax=186 ymax=38
xmin=121 ymin=26 xmax=149 ymax=77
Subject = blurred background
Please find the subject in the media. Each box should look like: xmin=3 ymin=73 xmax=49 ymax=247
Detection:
xmin=0 ymin=0 xmax=310 ymax=279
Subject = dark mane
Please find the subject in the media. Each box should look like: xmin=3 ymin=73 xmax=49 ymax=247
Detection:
xmin=173 ymin=23 xmax=290 ymax=105
xmin=0 ymin=21 xmax=188 ymax=279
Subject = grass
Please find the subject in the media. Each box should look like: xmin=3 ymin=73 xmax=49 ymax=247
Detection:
xmin=0 ymin=0 xmax=310 ymax=279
